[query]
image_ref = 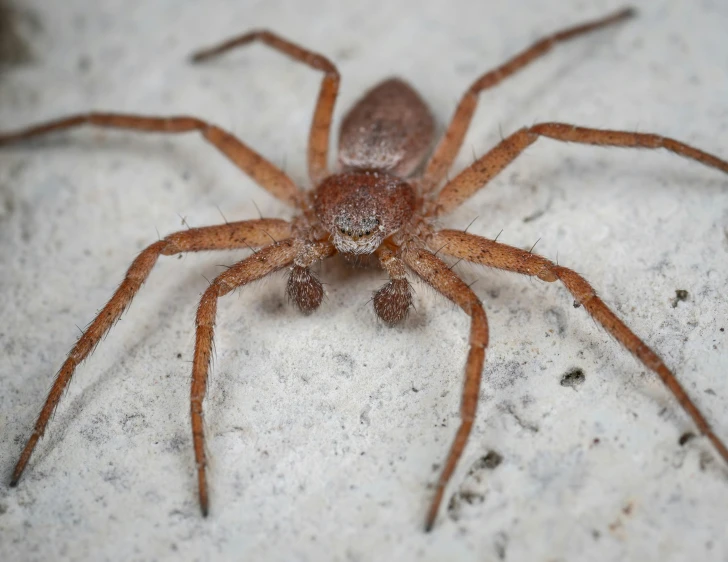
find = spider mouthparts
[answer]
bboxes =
[332,231,383,255]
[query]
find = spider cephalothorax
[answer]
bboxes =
[314,170,417,255]
[3,7,728,532]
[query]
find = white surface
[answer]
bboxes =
[1,0,727,560]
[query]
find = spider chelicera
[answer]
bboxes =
[2,7,727,531]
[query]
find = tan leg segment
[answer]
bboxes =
[191,30,340,185]
[0,114,303,207]
[420,7,634,193]
[376,244,408,280]
[434,122,728,216]
[429,229,728,466]
[191,240,335,516]
[401,246,489,532]
[9,219,291,488]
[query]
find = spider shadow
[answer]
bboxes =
[456,148,728,240]
[5,249,279,487]
[445,28,626,175]
[0,134,233,200]
[319,254,431,330]
[8,249,424,491]
[439,222,728,474]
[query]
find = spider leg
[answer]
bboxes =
[429,228,728,464]
[420,7,634,193]
[401,246,489,532]
[434,123,728,216]
[191,239,335,516]
[191,30,340,185]
[0,114,304,207]
[373,243,413,324]
[9,219,291,488]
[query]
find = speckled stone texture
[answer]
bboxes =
[1,0,727,560]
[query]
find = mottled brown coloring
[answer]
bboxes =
[339,78,435,177]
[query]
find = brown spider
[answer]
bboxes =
[2,7,728,532]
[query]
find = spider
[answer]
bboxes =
[2,7,727,532]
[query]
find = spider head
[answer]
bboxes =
[332,213,384,255]
[314,171,415,255]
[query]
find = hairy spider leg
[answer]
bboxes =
[191,30,340,185]
[434,123,728,215]
[432,229,728,463]
[10,220,291,487]
[401,246,489,532]
[0,114,304,207]
[420,7,635,193]
[191,240,336,515]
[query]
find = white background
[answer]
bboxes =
[1,0,727,560]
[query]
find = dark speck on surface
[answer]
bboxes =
[560,367,586,388]
[671,289,689,308]
[679,432,695,446]
[480,450,503,470]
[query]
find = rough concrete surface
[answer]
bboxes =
[1,0,727,560]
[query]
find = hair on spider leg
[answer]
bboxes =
[256,228,280,244]
[177,213,192,229]
[250,200,264,220]
[528,238,541,254]
[466,279,479,291]
[214,205,229,224]
[432,242,450,258]
[462,216,479,234]
[6,6,728,532]
[360,293,376,310]
[448,257,465,271]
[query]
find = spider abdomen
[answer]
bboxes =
[338,78,435,177]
